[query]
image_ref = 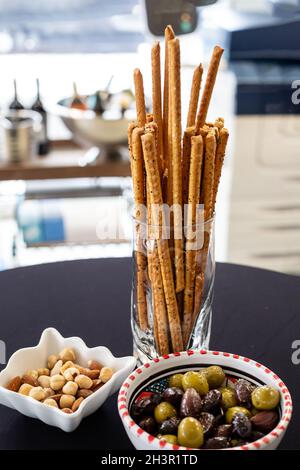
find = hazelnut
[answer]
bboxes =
[72,397,84,412]
[44,387,55,398]
[22,374,38,387]
[44,398,58,408]
[6,376,22,392]
[50,393,62,402]
[37,368,50,377]
[38,375,51,388]
[59,348,76,363]
[91,379,102,390]
[77,389,93,399]
[59,395,76,409]
[50,360,63,377]
[26,370,39,380]
[100,367,114,383]
[82,369,100,380]
[18,384,33,396]
[60,361,75,374]
[63,367,80,382]
[75,374,93,389]
[61,408,73,414]
[50,374,66,391]
[48,354,59,370]
[62,381,78,396]
[29,386,46,401]
[88,360,103,371]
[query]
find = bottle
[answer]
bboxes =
[9,79,24,111]
[90,90,105,115]
[70,82,87,110]
[31,79,49,156]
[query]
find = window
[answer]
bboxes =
[0,0,142,53]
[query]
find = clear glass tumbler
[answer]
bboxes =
[131,214,215,364]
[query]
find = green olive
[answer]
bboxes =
[169,374,184,389]
[251,386,280,410]
[154,401,177,424]
[220,387,237,409]
[204,366,225,389]
[159,434,178,445]
[178,417,204,448]
[225,406,251,423]
[182,371,209,395]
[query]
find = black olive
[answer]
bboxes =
[159,417,181,435]
[180,388,202,418]
[214,424,233,438]
[232,412,252,438]
[204,437,230,449]
[131,396,156,420]
[162,387,184,407]
[201,389,221,412]
[198,412,215,435]
[235,379,255,406]
[139,416,156,434]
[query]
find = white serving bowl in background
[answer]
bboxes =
[118,350,292,450]
[0,328,136,432]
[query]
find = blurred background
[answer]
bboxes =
[0,0,299,275]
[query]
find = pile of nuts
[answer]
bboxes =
[5,348,114,414]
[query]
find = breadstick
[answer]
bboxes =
[212,127,229,212]
[193,131,216,326]
[141,132,183,352]
[128,121,136,157]
[151,42,164,171]
[145,121,162,178]
[163,25,175,207]
[182,126,195,207]
[196,46,224,132]
[186,64,203,128]
[183,135,204,346]
[193,272,204,322]
[131,128,148,330]
[151,243,169,355]
[201,131,216,219]
[163,26,175,166]
[169,38,184,293]
[133,68,146,127]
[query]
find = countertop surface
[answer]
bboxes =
[0,258,299,449]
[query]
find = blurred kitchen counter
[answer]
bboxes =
[0,140,131,180]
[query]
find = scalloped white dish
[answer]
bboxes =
[0,328,136,432]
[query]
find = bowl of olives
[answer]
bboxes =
[118,350,292,450]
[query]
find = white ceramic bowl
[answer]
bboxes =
[118,350,292,450]
[0,328,136,432]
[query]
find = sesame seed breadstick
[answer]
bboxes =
[183,135,204,346]
[182,126,195,207]
[151,42,164,172]
[193,272,204,324]
[201,131,216,219]
[141,132,183,352]
[186,64,203,128]
[133,68,147,127]
[163,25,175,181]
[169,38,184,293]
[151,243,170,355]
[131,127,148,330]
[196,46,224,132]
[212,127,229,212]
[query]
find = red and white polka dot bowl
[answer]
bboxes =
[118,350,292,450]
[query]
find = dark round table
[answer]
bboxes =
[0,258,299,450]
